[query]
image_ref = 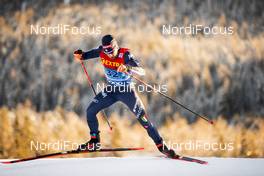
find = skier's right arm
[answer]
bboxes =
[82,46,103,60]
[74,46,102,61]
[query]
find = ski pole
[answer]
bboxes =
[80,60,113,131]
[128,72,214,125]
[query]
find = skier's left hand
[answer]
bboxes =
[117,64,128,73]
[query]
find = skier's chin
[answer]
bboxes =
[106,53,115,59]
[110,55,117,59]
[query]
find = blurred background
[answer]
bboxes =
[0,0,264,158]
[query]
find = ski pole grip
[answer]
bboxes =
[74,49,83,54]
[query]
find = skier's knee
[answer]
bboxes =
[86,106,97,119]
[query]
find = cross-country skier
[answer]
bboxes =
[74,34,176,157]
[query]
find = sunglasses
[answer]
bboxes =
[103,45,114,54]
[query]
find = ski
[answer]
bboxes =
[1,147,144,164]
[163,155,208,165]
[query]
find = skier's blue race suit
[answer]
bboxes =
[82,46,163,144]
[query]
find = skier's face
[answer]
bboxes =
[103,40,119,59]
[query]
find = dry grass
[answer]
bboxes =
[0,105,263,159]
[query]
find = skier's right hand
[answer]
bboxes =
[74,49,83,61]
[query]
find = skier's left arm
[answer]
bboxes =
[121,52,145,76]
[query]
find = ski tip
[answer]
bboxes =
[1,161,13,164]
[199,160,208,165]
[196,160,208,165]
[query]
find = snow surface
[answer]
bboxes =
[1,157,264,176]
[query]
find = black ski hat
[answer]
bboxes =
[102,34,114,46]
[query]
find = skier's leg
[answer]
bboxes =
[78,89,117,151]
[86,90,117,134]
[117,89,162,144]
[117,88,177,157]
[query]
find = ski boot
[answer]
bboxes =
[77,132,101,151]
[156,141,178,158]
